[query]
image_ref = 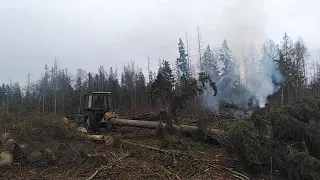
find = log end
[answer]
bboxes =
[0,132,11,145]
[0,151,13,167]
[61,117,69,124]
[103,135,115,146]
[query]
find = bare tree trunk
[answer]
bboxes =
[197,24,203,72]
[281,87,284,105]
[54,91,57,115]
[62,93,65,114]
[108,118,222,135]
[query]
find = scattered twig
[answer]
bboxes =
[186,170,198,179]
[110,151,117,158]
[175,174,182,180]
[69,144,81,156]
[72,162,89,178]
[39,166,57,177]
[206,163,250,180]
[233,174,248,180]
[86,152,130,180]
[65,167,76,177]
[158,164,173,179]
[162,151,172,160]
[122,140,199,159]
[176,160,193,176]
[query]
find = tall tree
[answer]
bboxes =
[197,24,204,72]
[98,65,106,91]
[51,58,59,114]
[293,37,308,99]
[202,44,220,82]
[11,82,22,114]
[120,61,136,108]
[135,69,146,107]
[279,33,295,104]
[218,39,236,103]
[177,38,189,76]
[107,67,120,108]
[152,60,174,109]
[74,69,86,112]
[24,73,32,112]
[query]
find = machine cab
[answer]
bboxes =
[84,92,112,111]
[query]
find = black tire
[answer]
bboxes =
[86,115,98,133]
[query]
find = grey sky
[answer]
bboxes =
[0,0,319,85]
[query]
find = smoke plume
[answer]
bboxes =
[201,0,284,110]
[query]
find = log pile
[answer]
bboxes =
[109,118,222,135]
[62,116,223,146]
[0,132,15,167]
[121,112,154,120]
[0,132,57,168]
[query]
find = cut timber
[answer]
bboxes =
[129,112,153,120]
[86,134,115,145]
[77,127,88,134]
[103,135,114,146]
[61,117,69,124]
[0,132,11,145]
[86,135,104,141]
[109,118,222,135]
[0,138,17,167]
[0,151,13,167]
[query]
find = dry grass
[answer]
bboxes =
[0,107,287,180]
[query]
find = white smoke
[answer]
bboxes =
[201,0,284,110]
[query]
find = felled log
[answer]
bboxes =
[61,117,69,124]
[77,127,88,134]
[122,112,154,120]
[0,151,13,167]
[86,135,115,146]
[109,118,222,136]
[1,132,11,145]
[0,138,17,167]
[87,135,104,141]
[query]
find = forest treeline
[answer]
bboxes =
[0,32,320,115]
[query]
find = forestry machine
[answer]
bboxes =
[69,92,117,132]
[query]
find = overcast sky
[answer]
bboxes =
[0,0,319,85]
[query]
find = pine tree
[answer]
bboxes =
[51,58,59,114]
[98,65,106,91]
[11,82,22,114]
[177,38,189,76]
[244,43,259,87]
[202,44,220,82]
[135,69,146,107]
[24,73,32,112]
[260,39,283,103]
[152,60,174,107]
[293,37,308,99]
[42,64,50,113]
[219,40,235,78]
[107,67,120,108]
[87,72,94,92]
[279,33,295,104]
[74,69,86,112]
[218,39,236,103]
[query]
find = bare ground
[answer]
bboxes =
[0,115,286,180]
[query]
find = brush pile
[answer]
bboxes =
[223,98,320,180]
